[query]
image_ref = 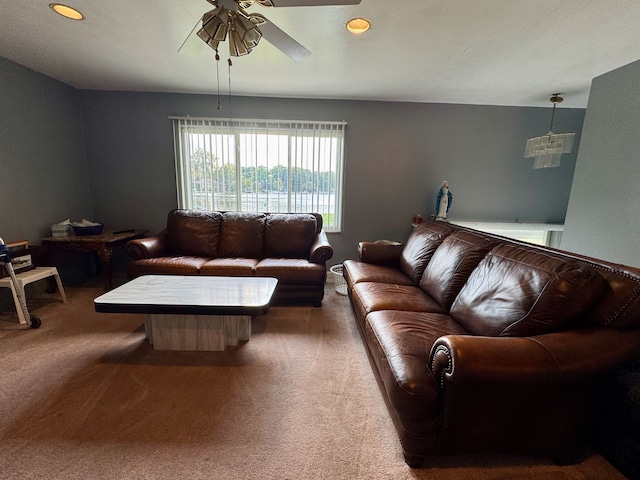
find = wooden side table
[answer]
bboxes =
[41,230,146,290]
[0,266,67,324]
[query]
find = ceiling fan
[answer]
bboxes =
[179,0,362,61]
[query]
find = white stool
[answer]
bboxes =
[0,266,67,324]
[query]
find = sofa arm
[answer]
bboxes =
[427,328,640,462]
[125,229,171,259]
[309,230,333,264]
[430,328,640,389]
[358,241,403,266]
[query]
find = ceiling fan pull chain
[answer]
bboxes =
[216,52,222,111]
[228,58,233,121]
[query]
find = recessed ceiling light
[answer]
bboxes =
[49,3,85,21]
[346,17,371,34]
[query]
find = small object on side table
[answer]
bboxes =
[72,222,104,236]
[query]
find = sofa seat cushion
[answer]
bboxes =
[167,209,222,257]
[265,213,317,258]
[450,244,606,337]
[352,282,446,322]
[420,230,497,310]
[343,260,415,290]
[255,259,326,284]
[219,212,266,258]
[200,258,259,276]
[128,257,208,277]
[364,310,468,439]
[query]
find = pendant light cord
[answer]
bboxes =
[548,102,557,133]
[548,94,562,133]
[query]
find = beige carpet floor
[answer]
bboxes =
[0,282,626,480]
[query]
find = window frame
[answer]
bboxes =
[171,117,346,232]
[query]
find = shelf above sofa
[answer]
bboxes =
[451,221,564,248]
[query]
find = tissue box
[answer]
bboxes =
[51,224,72,237]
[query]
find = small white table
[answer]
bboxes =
[94,275,278,351]
[0,266,67,324]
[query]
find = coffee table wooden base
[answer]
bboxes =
[144,313,251,351]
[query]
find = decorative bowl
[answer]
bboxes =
[72,224,104,236]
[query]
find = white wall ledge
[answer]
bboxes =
[451,221,564,247]
[452,221,564,231]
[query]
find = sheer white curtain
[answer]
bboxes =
[171,117,346,232]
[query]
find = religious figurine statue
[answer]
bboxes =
[435,180,453,221]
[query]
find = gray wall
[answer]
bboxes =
[0,57,92,245]
[0,54,587,269]
[80,91,585,265]
[562,59,640,267]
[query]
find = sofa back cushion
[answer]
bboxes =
[310,213,323,234]
[587,267,640,328]
[219,212,266,258]
[399,222,453,283]
[167,209,222,257]
[420,230,497,310]
[450,244,606,336]
[264,213,317,259]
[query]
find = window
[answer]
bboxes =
[171,117,346,232]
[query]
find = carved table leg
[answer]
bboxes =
[96,244,113,290]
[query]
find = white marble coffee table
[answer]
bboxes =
[94,275,278,351]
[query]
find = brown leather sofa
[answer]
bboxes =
[343,221,640,468]
[125,209,333,306]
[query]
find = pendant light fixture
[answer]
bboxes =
[524,94,575,169]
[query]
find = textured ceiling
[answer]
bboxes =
[2,0,640,108]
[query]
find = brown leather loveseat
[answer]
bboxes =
[343,221,640,468]
[126,209,333,306]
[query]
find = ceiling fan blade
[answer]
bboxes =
[178,17,206,55]
[271,0,361,5]
[259,20,311,61]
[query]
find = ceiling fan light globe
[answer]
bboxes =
[229,31,251,56]
[200,9,230,42]
[203,36,222,51]
[233,11,263,50]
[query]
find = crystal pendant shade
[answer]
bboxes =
[524,94,575,169]
[524,132,575,169]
